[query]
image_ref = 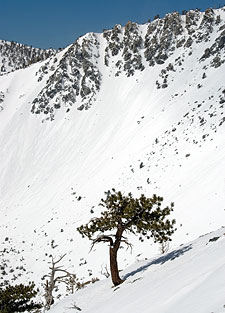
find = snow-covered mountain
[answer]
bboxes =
[0,6,225,309]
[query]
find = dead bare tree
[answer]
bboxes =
[43,254,76,310]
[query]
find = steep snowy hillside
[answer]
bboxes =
[49,228,225,313]
[0,40,56,75]
[0,6,225,302]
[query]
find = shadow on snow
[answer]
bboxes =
[123,244,192,280]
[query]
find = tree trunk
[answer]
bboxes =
[109,247,124,286]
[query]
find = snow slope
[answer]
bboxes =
[0,6,225,304]
[49,228,225,313]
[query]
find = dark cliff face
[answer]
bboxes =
[10,7,224,121]
[0,40,56,75]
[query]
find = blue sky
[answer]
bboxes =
[0,0,224,49]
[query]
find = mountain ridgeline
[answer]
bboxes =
[0,40,56,75]
[26,8,225,119]
[1,8,224,120]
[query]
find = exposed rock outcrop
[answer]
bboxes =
[0,40,55,75]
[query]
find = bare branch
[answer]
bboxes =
[120,238,133,253]
[54,268,71,275]
[54,274,70,285]
[89,235,114,252]
[53,253,67,265]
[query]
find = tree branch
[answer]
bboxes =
[52,253,67,265]
[120,238,133,253]
[89,235,114,252]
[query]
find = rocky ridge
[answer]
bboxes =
[31,33,102,119]
[29,7,225,120]
[0,40,56,75]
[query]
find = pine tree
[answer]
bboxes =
[77,189,176,286]
[0,283,42,313]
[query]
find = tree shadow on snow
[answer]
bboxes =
[123,244,192,280]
